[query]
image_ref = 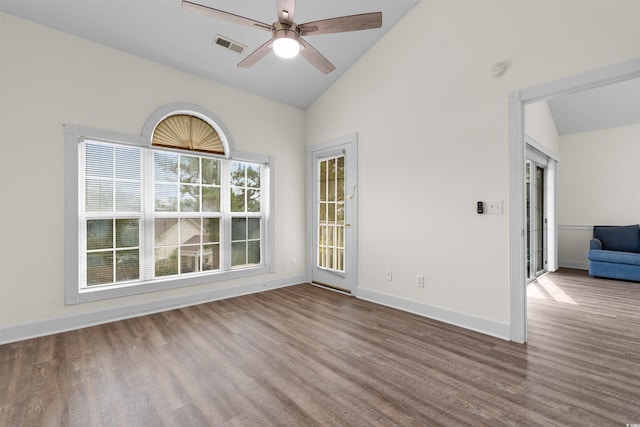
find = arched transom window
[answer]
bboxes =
[152,114,225,155]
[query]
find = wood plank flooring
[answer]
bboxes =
[1,269,639,426]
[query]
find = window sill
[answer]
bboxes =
[66,265,272,304]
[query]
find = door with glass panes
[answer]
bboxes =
[526,160,546,281]
[309,136,357,292]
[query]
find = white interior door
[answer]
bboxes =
[307,135,357,292]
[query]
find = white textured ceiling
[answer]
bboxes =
[0,0,418,109]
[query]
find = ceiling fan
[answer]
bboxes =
[182,0,382,74]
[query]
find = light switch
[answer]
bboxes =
[487,200,503,214]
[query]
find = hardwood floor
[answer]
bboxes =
[1,269,639,426]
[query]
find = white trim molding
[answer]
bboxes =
[0,276,305,345]
[508,90,527,344]
[558,224,592,270]
[559,260,589,270]
[558,224,593,231]
[355,288,510,341]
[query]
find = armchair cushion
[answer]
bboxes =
[588,249,640,266]
[593,224,640,253]
[589,238,602,250]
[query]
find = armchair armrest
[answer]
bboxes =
[590,238,603,250]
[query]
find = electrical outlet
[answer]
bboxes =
[291,256,296,265]
[386,270,392,281]
[416,275,424,288]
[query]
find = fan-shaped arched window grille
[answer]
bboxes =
[152,114,225,155]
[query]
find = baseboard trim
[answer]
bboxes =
[559,260,588,270]
[0,276,305,345]
[354,288,510,341]
[558,224,592,231]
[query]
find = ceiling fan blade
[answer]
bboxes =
[237,39,273,68]
[299,12,382,36]
[299,38,336,74]
[182,0,272,32]
[276,0,296,25]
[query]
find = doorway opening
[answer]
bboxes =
[508,58,640,343]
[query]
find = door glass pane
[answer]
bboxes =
[526,160,546,281]
[535,166,545,273]
[317,155,346,273]
[526,161,532,280]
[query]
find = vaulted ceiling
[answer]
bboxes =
[547,77,640,135]
[2,0,638,132]
[0,0,418,109]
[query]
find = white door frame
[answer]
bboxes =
[508,58,640,343]
[306,133,358,292]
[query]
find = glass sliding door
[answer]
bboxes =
[526,160,546,281]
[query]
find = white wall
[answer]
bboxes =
[526,101,559,155]
[305,0,640,337]
[558,124,640,269]
[0,13,306,340]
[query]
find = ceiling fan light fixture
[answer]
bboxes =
[183,0,383,73]
[272,29,300,59]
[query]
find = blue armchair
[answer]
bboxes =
[587,224,640,282]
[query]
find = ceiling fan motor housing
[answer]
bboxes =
[272,22,301,58]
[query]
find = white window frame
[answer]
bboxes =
[65,124,275,305]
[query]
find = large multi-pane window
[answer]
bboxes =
[76,138,268,293]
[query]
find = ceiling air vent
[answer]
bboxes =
[214,35,246,54]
